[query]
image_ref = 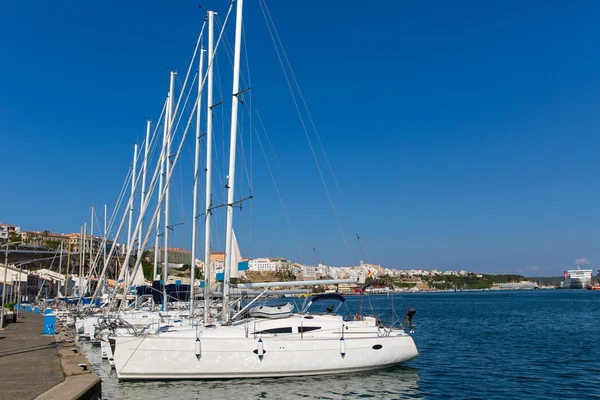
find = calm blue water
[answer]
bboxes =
[83,290,600,399]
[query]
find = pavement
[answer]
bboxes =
[0,313,64,400]
[0,311,100,400]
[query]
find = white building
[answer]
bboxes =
[0,265,28,300]
[248,258,278,272]
[315,262,330,276]
[35,269,78,296]
[0,223,20,241]
[302,265,317,278]
[213,259,225,275]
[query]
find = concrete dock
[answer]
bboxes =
[0,312,100,400]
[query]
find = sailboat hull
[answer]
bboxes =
[114,333,417,380]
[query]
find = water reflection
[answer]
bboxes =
[117,366,420,400]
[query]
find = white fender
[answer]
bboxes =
[257,338,264,360]
[340,337,346,357]
[195,337,201,360]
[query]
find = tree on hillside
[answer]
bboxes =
[142,261,154,281]
[45,239,61,250]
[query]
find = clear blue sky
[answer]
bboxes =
[1,0,599,276]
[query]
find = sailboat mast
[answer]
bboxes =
[65,241,72,296]
[204,10,216,323]
[103,204,107,274]
[79,223,85,296]
[138,120,151,279]
[163,71,176,311]
[89,206,94,294]
[190,46,206,317]
[222,0,244,324]
[154,100,169,283]
[128,144,138,253]
[57,241,63,296]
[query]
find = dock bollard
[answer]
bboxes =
[42,313,56,336]
[44,308,52,315]
[26,304,31,312]
[34,306,40,314]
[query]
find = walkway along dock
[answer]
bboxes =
[0,311,100,400]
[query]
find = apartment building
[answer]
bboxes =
[0,223,20,242]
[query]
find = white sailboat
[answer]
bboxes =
[112,0,418,380]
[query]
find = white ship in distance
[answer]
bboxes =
[563,266,593,289]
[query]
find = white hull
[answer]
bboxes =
[113,315,418,380]
[75,318,85,334]
[563,268,593,289]
[563,278,591,289]
[114,334,417,380]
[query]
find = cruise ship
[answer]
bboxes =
[563,267,593,289]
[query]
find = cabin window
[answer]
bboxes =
[298,326,321,333]
[255,327,293,334]
[372,344,383,350]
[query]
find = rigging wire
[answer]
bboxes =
[114,1,237,306]
[91,101,167,284]
[170,19,208,133]
[252,118,305,265]
[258,0,354,265]
[216,16,253,195]
[260,0,346,203]
[356,233,371,263]
[217,16,253,206]
[92,98,169,299]
[171,72,200,227]
[219,13,308,262]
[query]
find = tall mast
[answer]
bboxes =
[89,206,94,293]
[128,144,138,260]
[57,241,63,296]
[138,120,151,280]
[204,10,216,323]
[222,0,244,324]
[79,223,85,296]
[190,46,206,317]
[65,241,72,296]
[103,204,107,279]
[154,101,169,283]
[163,71,176,311]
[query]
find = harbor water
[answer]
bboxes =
[81,290,600,399]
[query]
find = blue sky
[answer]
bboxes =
[1,0,599,276]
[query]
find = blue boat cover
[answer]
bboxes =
[310,293,345,303]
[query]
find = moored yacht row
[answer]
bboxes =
[39,0,419,381]
[52,283,418,380]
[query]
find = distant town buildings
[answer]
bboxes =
[0,223,20,241]
[248,257,290,272]
[0,220,559,300]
